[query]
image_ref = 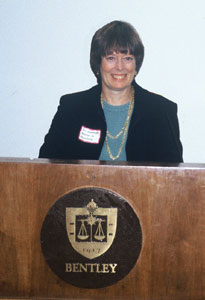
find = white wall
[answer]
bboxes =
[0,0,204,162]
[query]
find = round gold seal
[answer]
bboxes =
[41,187,142,288]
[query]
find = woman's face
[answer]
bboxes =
[100,51,136,92]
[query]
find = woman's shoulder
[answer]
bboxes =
[59,85,101,108]
[134,82,177,113]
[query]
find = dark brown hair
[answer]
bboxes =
[90,20,144,83]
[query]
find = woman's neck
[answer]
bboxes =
[101,85,133,106]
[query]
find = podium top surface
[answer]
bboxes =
[0,157,205,169]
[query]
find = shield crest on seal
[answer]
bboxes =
[66,199,117,259]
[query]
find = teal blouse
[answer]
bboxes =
[99,100,133,161]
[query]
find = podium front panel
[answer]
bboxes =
[0,159,204,300]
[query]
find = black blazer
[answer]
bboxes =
[39,82,183,163]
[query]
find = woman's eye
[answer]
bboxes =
[124,56,133,61]
[106,56,115,61]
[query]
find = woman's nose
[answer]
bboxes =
[116,57,123,70]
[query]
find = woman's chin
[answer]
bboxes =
[103,80,131,91]
[109,84,131,92]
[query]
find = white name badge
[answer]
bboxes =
[78,126,101,144]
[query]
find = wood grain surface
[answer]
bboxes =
[0,158,204,300]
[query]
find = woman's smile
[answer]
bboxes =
[112,74,127,80]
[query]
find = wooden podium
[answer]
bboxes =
[0,158,204,300]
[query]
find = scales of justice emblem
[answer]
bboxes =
[66,199,117,259]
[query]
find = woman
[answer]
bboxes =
[39,20,183,163]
